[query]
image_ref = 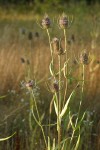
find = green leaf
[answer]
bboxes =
[60,90,75,118]
[69,111,75,130]
[0,132,16,141]
[48,136,51,150]
[49,61,54,76]
[74,133,80,150]
[53,93,58,115]
[0,95,7,99]
[54,101,58,115]
[52,138,55,150]
[75,112,86,131]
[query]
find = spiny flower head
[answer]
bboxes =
[42,14,51,29]
[80,51,89,65]
[59,13,68,29]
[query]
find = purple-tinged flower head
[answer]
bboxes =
[25,80,34,90]
[59,14,68,29]
[42,14,51,29]
[28,31,33,40]
[80,51,89,65]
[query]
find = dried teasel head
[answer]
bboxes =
[20,28,26,35]
[46,78,59,93]
[59,13,68,29]
[80,51,89,65]
[41,14,51,29]
[28,31,33,40]
[52,37,64,55]
[35,32,39,38]
[20,57,25,64]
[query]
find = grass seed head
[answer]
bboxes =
[42,14,51,29]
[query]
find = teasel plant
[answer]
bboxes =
[66,51,89,149]
[41,14,62,148]
[58,13,73,105]
[34,14,90,150]
[41,14,79,149]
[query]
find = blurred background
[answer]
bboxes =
[0,0,100,149]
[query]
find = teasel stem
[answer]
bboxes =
[82,64,85,94]
[46,29,54,65]
[32,109,47,149]
[58,55,62,149]
[76,64,85,126]
[29,40,34,77]
[63,29,68,105]
[29,93,34,150]
[31,90,47,149]
[31,90,40,120]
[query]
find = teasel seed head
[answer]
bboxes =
[80,51,89,65]
[35,32,39,38]
[53,81,59,93]
[20,57,25,64]
[28,31,33,40]
[50,79,59,93]
[52,37,64,55]
[41,14,51,29]
[59,14,68,29]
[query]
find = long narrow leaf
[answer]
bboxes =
[0,95,7,99]
[54,101,58,115]
[60,90,75,118]
[69,111,75,130]
[75,112,86,131]
[49,61,54,76]
[53,93,58,115]
[0,132,16,141]
[48,136,51,150]
[52,138,55,150]
[74,134,80,150]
